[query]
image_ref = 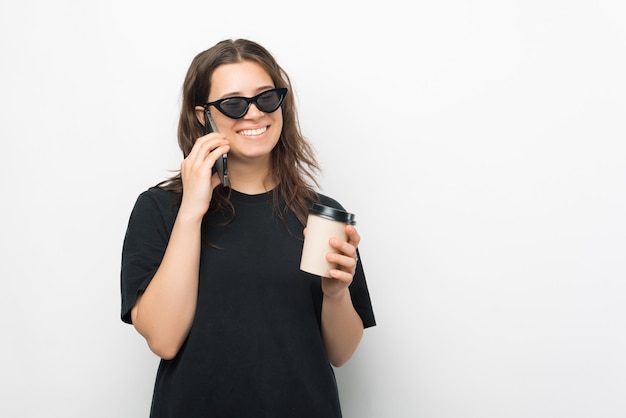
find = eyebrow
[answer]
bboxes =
[219,85,276,99]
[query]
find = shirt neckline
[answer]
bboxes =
[229,188,276,205]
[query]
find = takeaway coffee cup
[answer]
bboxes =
[300,204,357,277]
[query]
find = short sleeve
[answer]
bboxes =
[350,251,376,328]
[120,189,178,324]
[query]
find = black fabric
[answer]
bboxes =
[120,187,376,417]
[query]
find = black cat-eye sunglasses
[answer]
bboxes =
[203,87,288,119]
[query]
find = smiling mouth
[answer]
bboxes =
[238,126,267,136]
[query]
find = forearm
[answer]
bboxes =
[321,288,364,367]
[132,212,202,359]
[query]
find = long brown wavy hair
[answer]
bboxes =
[157,39,321,226]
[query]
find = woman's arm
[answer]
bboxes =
[131,133,229,360]
[320,225,364,367]
[131,212,203,360]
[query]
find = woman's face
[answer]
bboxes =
[199,61,283,166]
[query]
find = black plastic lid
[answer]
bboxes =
[309,204,356,225]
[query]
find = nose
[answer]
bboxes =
[244,102,264,118]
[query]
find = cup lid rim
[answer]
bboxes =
[309,203,356,225]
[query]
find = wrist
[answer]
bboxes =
[175,207,205,226]
[323,287,350,303]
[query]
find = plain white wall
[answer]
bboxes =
[1,0,625,417]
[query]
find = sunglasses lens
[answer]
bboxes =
[256,90,284,113]
[220,99,249,118]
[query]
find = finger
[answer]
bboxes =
[327,266,355,283]
[345,224,360,247]
[184,140,230,173]
[328,237,357,260]
[188,133,228,160]
[326,251,357,274]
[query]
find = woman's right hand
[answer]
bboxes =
[179,133,230,220]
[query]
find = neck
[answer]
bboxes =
[227,157,277,195]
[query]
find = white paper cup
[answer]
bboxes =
[300,204,356,277]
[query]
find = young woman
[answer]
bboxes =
[121,38,375,417]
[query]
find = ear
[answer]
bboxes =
[194,106,206,125]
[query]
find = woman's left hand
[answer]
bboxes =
[322,224,360,299]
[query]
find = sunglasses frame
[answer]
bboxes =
[203,87,288,119]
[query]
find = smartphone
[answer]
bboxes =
[204,109,229,188]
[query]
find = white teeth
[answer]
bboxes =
[239,127,267,136]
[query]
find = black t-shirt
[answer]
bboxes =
[121,187,376,417]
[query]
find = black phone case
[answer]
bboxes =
[204,110,229,188]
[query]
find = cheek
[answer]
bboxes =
[210,110,236,132]
[272,122,283,145]
[273,112,284,135]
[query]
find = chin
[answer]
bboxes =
[236,139,279,156]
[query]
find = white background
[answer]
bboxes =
[1,0,625,417]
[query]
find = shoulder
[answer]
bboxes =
[130,187,181,221]
[136,186,180,207]
[125,187,181,242]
